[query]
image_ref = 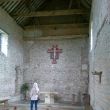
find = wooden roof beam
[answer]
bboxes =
[23,35,88,41]
[24,23,89,30]
[23,24,89,40]
[0,0,22,2]
[12,9,89,18]
[68,0,73,9]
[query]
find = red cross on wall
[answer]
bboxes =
[47,45,62,64]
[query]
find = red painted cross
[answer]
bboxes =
[47,45,62,64]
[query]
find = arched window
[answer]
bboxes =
[0,29,8,56]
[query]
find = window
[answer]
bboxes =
[0,29,8,56]
[90,21,93,52]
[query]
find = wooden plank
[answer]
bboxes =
[24,23,89,30]
[0,0,22,2]
[40,27,88,36]
[12,9,89,17]
[23,35,88,41]
[24,27,89,40]
[68,0,73,9]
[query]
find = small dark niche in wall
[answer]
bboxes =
[92,71,102,83]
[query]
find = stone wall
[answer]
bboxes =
[24,36,89,102]
[89,0,110,109]
[0,7,23,98]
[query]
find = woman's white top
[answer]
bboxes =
[30,83,39,100]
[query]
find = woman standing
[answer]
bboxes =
[30,82,40,110]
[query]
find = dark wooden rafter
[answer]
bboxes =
[24,23,89,40]
[0,0,91,30]
[68,0,73,9]
[0,0,22,1]
[76,0,81,8]
[24,0,31,11]
[12,9,89,18]
[81,0,91,9]
[23,35,88,41]
[24,23,89,30]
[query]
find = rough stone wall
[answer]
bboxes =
[89,0,110,109]
[0,7,23,98]
[24,37,89,102]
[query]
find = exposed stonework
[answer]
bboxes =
[23,37,89,103]
[0,7,23,98]
[89,0,110,110]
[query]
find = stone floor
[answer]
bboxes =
[0,102,86,110]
